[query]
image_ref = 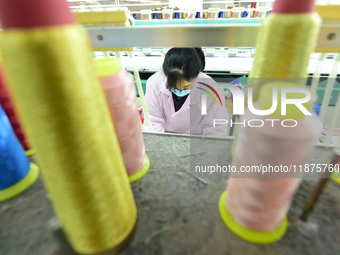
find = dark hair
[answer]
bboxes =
[194,48,205,71]
[163,48,205,89]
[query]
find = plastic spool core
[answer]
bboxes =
[0,163,39,202]
[219,191,288,244]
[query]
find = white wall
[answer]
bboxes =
[169,0,202,10]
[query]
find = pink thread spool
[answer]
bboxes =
[95,58,149,183]
[220,82,322,244]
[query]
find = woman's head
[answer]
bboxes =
[163,48,205,91]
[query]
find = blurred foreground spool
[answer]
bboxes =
[0,105,39,202]
[222,0,322,244]
[331,164,340,185]
[221,83,322,244]
[95,58,150,183]
[0,0,136,253]
[248,1,321,101]
[0,56,33,156]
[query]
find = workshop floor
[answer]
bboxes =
[1,133,339,255]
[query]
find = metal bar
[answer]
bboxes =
[142,131,235,140]
[86,23,340,51]
[127,52,153,132]
[229,114,237,136]
[310,53,327,96]
[325,92,340,145]
[87,24,260,48]
[319,53,340,122]
[316,23,340,52]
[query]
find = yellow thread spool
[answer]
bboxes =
[331,166,340,185]
[249,13,321,101]
[232,12,321,155]
[1,25,136,254]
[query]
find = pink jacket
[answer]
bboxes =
[143,71,229,137]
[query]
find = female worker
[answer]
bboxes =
[143,47,229,137]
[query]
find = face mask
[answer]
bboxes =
[171,88,191,97]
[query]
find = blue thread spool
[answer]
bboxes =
[175,12,180,19]
[133,13,137,20]
[196,12,201,18]
[0,105,39,201]
[313,102,321,116]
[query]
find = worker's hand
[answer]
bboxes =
[224,79,246,99]
[233,79,246,93]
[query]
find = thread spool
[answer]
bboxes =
[163,10,173,20]
[203,10,208,19]
[233,7,244,18]
[222,0,322,244]
[187,10,196,19]
[0,56,33,156]
[174,8,180,19]
[226,7,232,18]
[141,10,152,20]
[94,57,150,183]
[232,0,321,156]
[196,11,201,19]
[157,8,163,19]
[208,8,220,19]
[248,0,321,101]
[221,82,322,243]
[0,105,39,202]
[331,155,340,185]
[258,7,270,18]
[0,0,136,253]
[332,172,340,185]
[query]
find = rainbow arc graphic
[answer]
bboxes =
[197,82,223,106]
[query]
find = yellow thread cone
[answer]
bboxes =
[249,13,321,101]
[1,25,136,254]
[232,12,321,154]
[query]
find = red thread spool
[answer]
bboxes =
[0,63,31,152]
